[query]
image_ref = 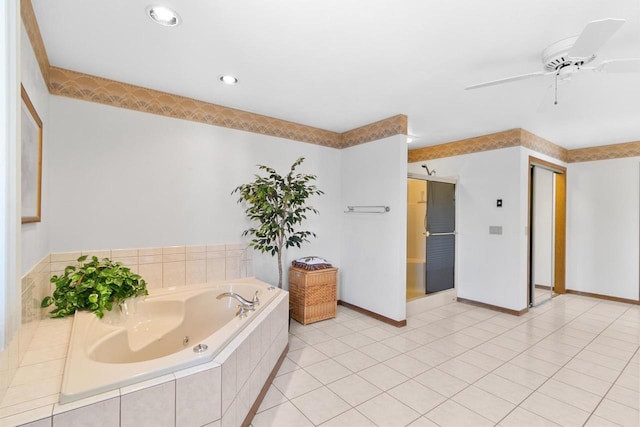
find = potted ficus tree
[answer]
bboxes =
[232,157,323,288]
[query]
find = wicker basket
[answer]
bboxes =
[289,267,337,325]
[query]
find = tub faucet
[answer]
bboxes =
[236,305,249,318]
[217,292,255,310]
[251,290,260,306]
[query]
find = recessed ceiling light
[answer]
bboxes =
[406,136,414,144]
[219,75,239,85]
[146,6,181,27]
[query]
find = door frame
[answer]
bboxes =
[406,173,458,296]
[408,173,457,185]
[527,156,567,307]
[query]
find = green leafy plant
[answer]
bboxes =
[232,157,324,288]
[41,255,148,318]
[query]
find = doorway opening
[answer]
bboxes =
[406,174,456,302]
[528,156,567,307]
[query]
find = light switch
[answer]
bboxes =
[489,226,503,235]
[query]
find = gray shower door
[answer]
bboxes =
[425,181,456,294]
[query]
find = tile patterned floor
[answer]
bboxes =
[252,294,640,427]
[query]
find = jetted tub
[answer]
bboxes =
[60,278,282,403]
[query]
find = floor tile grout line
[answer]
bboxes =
[280,300,637,427]
[318,298,563,350]
[575,341,639,363]
[276,361,417,426]
[602,370,640,396]
[581,331,640,426]
[402,297,625,425]
[333,299,585,424]
[403,296,582,370]
[278,338,415,425]
[440,298,635,423]
[372,303,584,424]
[285,307,451,425]
[296,302,497,342]
[447,299,638,426]
[308,364,382,409]
[493,299,634,426]
[287,387,349,427]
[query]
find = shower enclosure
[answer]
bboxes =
[406,175,456,300]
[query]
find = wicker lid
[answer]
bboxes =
[292,256,332,271]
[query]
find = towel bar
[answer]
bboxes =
[344,205,390,214]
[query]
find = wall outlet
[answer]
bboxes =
[489,226,503,235]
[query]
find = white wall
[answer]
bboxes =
[47,96,343,288]
[411,146,639,309]
[567,157,640,300]
[20,23,50,275]
[1,0,20,353]
[409,147,526,311]
[341,135,407,321]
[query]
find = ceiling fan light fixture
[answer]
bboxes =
[219,75,239,85]
[542,36,587,71]
[146,6,181,27]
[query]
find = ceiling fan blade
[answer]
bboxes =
[595,58,640,73]
[567,18,625,59]
[465,71,552,90]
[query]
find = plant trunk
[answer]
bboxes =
[276,231,285,289]
[277,249,283,288]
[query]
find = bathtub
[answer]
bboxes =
[60,278,282,403]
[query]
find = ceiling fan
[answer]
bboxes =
[465,18,640,103]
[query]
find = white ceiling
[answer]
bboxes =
[31,0,640,149]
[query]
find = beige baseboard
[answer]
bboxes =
[337,300,407,327]
[456,297,529,316]
[565,289,640,305]
[242,344,289,427]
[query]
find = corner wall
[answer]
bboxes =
[411,143,639,311]
[0,15,49,405]
[410,147,527,311]
[341,135,408,321]
[566,157,640,300]
[20,21,49,276]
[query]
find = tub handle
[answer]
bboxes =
[252,290,260,306]
[236,305,248,318]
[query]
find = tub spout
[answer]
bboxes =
[217,292,255,310]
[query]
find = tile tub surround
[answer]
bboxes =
[2,243,253,403]
[49,244,254,290]
[0,243,259,426]
[61,280,282,403]
[0,288,289,427]
[0,256,51,406]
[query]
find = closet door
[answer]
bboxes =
[530,165,555,306]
